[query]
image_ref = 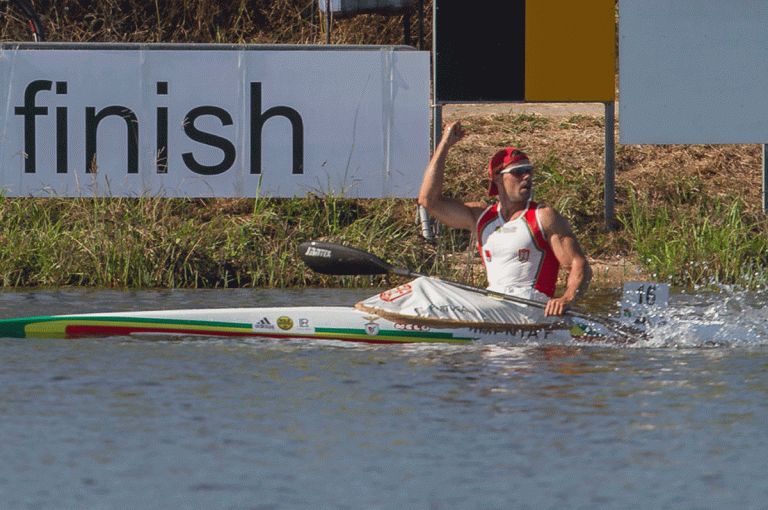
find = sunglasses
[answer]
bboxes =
[499,163,534,176]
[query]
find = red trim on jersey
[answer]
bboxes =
[523,202,560,297]
[476,203,500,258]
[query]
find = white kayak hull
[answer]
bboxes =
[0,305,605,344]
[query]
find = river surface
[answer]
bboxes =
[0,286,766,509]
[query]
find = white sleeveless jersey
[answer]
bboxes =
[475,201,560,298]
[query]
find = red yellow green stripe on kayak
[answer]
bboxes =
[0,315,476,344]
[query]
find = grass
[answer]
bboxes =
[2,1,768,291]
[3,0,422,46]
[621,195,768,289]
[3,152,766,292]
[0,194,442,289]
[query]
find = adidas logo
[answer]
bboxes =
[253,317,275,330]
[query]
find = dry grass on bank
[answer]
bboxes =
[2,0,423,45]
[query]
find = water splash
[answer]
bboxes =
[631,289,768,348]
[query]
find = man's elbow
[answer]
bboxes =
[417,192,435,211]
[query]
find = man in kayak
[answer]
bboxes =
[418,120,592,317]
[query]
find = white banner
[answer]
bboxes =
[620,0,768,144]
[0,45,430,197]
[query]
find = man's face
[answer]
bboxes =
[497,161,534,201]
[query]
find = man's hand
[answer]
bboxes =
[544,296,572,317]
[441,121,466,148]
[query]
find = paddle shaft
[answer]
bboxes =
[299,241,643,338]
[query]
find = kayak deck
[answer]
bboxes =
[0,306,583,344]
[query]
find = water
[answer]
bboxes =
[0,287,767,509]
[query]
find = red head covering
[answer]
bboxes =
[487,148,532,196]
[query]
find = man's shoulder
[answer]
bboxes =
[530,200,551,210]
[533,203,576,237]
[529,202,567,230]
[531,201,559,217]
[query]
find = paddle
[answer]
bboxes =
[298,240,646,340]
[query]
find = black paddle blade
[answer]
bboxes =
[298,241,392,275]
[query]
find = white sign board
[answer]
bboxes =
[619,0,768,144]
[0,45,430,197]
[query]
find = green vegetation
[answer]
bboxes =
[622,195,768,289]
[1,151,766,291]
[1,1,767,291]
[0,195,421,288]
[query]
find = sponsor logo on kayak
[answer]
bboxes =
[253,317,275,330]
[277,316,293,330]
[363,316,380,336]
[304,246,332,258]
[468,326,553,339]
[394,323,431,332]
[379,284,412,302]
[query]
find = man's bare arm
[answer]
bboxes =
[418,121,483,231]
[538,206,592,316]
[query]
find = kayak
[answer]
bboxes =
[0,304,601,344]
[0,277,662,344]
[0,277,620,343]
